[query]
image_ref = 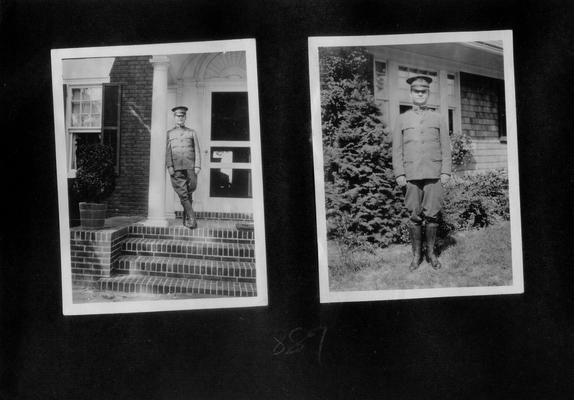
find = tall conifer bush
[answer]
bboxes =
[320,47,407,246]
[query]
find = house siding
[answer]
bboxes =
[459,73,508,172]
[107,56,153,216]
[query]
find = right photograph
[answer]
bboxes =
[309,31,523,302]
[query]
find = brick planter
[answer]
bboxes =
[70,224,129,284]
[79,202,107,230]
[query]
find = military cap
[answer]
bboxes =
[406,75,432,88]
[171,106,188,113]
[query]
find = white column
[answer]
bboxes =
[143,55,170,227]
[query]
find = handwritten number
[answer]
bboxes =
[272,335,286,356]
[272,326,327,365]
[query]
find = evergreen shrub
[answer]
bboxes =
[320,47,408,246]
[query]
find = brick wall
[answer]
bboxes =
[70,226,129,284]
[459,72,508,172]
[107,56,153,216]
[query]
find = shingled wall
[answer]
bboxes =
[459,72,508,172]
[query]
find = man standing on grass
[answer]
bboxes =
[392,75,451,271]
[166,106,201,229]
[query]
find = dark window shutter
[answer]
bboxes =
[101,83,121,173]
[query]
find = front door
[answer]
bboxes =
[198,89,253,214]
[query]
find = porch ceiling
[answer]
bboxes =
[385,42,503,74]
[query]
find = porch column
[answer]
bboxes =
[144,55,170,227]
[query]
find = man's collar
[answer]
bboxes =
[412,104,428,112]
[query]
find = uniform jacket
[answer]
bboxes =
[165,126,201,171]
[392,108,451,180]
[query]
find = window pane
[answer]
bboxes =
[92,101,101,114]
[211,92,250,141]
[72,88,82,100]
[71,103,80,126]
[210,168,252,198]
[375,61,386,74]
[81,114,100,127]
[399,104,437,114]
[210,147,250,163]
[375,61,387,99]
[87,87,102,101]
[69,87,102,128]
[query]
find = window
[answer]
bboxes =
[70,87,102,128]
[399,104,437,114]
[65,84,121,176]
[374,61,387,99]
[209,92,252,199]
[211,92,249,141]
[447,74,456,96]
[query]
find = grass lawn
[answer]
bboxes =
[328,221,513,291]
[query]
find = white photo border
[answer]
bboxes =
[308,30,523,303]
[51,39,268,315]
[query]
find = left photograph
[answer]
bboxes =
[51,40,267,315]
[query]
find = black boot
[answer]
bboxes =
[181,200,197,229]
[425,222,441,270]
[409,224,423,271]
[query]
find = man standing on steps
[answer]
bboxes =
[166,106,201,229]
[392,75,451,271]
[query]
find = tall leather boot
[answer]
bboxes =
[181,199,197,229]
[409,224,423,271]
[425,222,441,270]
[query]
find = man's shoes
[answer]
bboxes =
[181,199,198,229]
[425,222,441,270]
[186,217,197,229]
[409,224,423,271]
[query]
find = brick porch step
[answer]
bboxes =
[96,275,257,297]
[122,238,255,262]
[115,255,256,282]
[177,211,253,221]
[128,220,254,244]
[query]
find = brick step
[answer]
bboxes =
[115,255,256,282]
[96,275,257,297]
[177,211,253,221]
[122,238,255,262]
[128,220,254,244]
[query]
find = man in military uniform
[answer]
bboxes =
[392,75,451,270]
[166,106,201,229]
